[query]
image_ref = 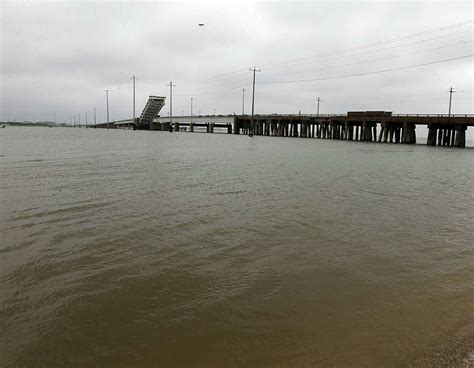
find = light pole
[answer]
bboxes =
[167,81,175,132]
[448,87,455,117]
[132,75,137,124]
[105,89,110,129]
[249,66,261,136]
[190,97,193,130]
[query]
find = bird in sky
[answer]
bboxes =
[198,23,204,27]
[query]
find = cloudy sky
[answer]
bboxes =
[0,0,472,124]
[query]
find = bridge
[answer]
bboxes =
[233,112,474,148]
[92,96,473,147]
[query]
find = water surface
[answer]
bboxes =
[1,127,473,367]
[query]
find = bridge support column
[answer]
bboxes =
[292,122,298,137]
[427,124,437,145]
[401,122,416,144]
[346,123,353,140]
[307,123,310,138]
[437,128,443,146]
[383,124,389,142]
[454,125,466,148]
[233,119,241,134]
[378,122,385,142]
[394,127,401,143]
[360,122,372,141]
[445,129,451,146]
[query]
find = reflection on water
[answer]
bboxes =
[1,127,473,367]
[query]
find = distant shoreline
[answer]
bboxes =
[2,122,58,127]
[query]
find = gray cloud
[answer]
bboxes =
[0,0,472,124]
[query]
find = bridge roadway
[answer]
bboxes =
[94,112,474,148]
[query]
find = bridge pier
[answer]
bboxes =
[427,124,437,145]
[347,123,354,140]
[401,122,416,144]
[360,121,374,141]
[454,125,466,147]
[233,120,241,134]
[427,125,467,147]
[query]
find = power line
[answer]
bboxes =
[324,88,472,102]
[262,28,473,73]
[157,21,474,93]
[326,90,447,102]
[263,39,473,78]
[163,27,472,93]
[115,22,472,100]
[258,54,473,85]
[175,83,251,97]
[259,19,473,69]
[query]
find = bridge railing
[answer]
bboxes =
[252,113,474,118]
[391,114,474,118]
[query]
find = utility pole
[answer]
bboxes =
[448,87,455,117]
[53,107,56,124]
[317,97,321,117]
[132,76,137,124]
[190,97,193,126]
[94,106,96,126]
[105,89,110,129]
[242,88,246,115]
[85,112,88,127]
[249,66,261,136]
[166,81,175,132]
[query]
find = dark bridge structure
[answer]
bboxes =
[233,111,473,148]
[93,101,473,148]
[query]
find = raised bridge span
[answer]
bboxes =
[97,111,473,148]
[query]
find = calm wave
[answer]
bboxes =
[1,127,473,367]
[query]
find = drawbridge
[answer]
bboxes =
[137,96,166,130]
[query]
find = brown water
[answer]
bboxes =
[1,127,473,367]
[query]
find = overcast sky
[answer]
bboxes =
[0,0,472,124]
